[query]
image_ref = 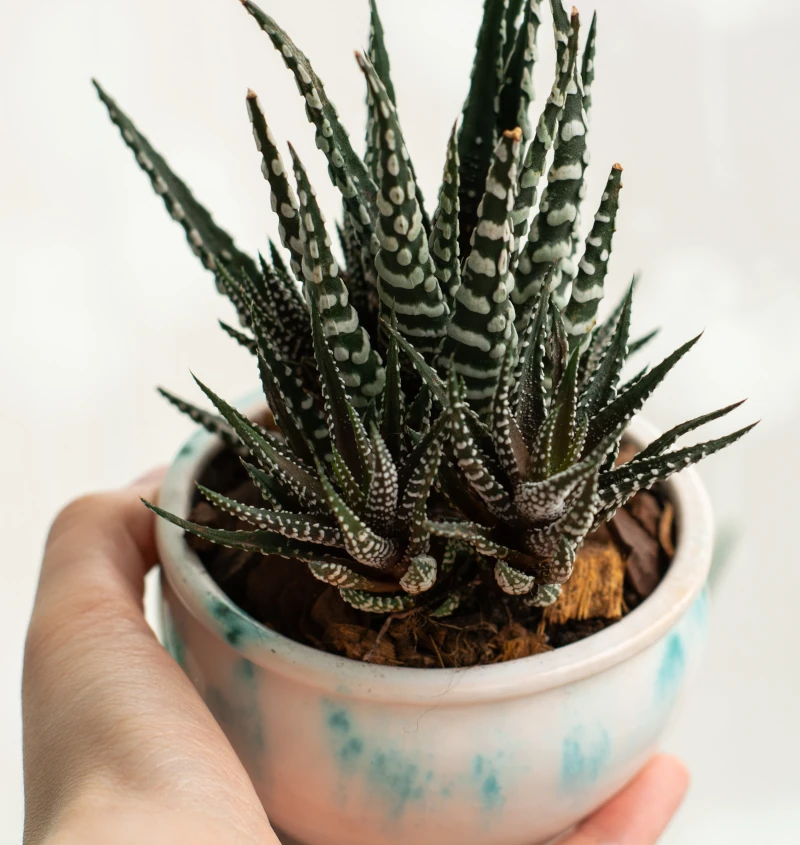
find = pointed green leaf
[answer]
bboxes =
[439,128,522,418]
[495,559,536,595]
[447,374,515,518]
[337,212,376,324]
[628,328,659,358]
[426,518,490,543]
[330,447,365,511]
[240,1,378,266]
[503,0,526,63]
[196,484,343,546]
[513,57,588,329]
[548,347,580,470]
[254,347,315,466]
[490,343,528,485]
[366,0,397,104]
[363,2,431,235]
[249,300,327,461]
[497,0,543,142]
[212,259,252,329]
[534,472,599,582]
[430,592,461,618]
[577,272,639,388]
[429,123,462,307]
[513,282,550,434]
[365,424,399,535]
[384,319,448,407]
[585,334,702,453]
[218,320,257,355]
[597,423,757,524]
[157,387,241,452]
[241,458,301,511]
[529,582,562,606]
[269,238,289,276]
[399,555,437,595]
[93,81,259,284]
[581,11,598,121]
[548,298,569,393]
[357,52,449,353]
[379,321,406,461]
[397,408,450,496]
[509,8,578,266]
[398,430,444,558]
[246,91,304,277]
[636,401,747,462]
[316,459,399,569]
[406,383,432,433]
[305,293,370,483]
[143,499,351,565]
[255,255,311,360]
[308,561,396,591]
[193,375,327,512]
[338,589,415,613]
[458,0,508,255]
[564,163,623,350]
[428,520,539,570]
[290,145,385,407]
[578,281,632,417]
[514,438,598,522]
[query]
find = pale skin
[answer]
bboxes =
[23,470,689,844]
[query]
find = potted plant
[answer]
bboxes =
[94,1,753,843]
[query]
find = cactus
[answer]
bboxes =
[96,0,753,616]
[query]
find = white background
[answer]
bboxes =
[1,0,798,841]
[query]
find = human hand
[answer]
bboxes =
[23,473,688,845]
[23,470,279,845]
[556,755,689,844]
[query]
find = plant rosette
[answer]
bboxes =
[156,399,711,845]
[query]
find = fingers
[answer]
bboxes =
[566,755,690,845]
[37,469,167,619]
[23,472,274,842]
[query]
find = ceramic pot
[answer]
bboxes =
[156,401,712,845]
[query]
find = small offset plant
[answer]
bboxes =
[96,0,753,617]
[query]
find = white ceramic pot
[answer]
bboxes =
[156,401,712,845]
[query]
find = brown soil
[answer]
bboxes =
[184,438,675,668]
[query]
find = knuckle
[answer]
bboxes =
[47,492,119,545]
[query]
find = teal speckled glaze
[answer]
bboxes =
[323,700,512,821]
[655,632,686,706]
[322,701,426,818]
[204,658,265,778]
[209,597,248,646]
[690,585,710,630]
[156,409,716,845]
[561,724,611,792]
[177,440,196,459]
[472,755,505,810]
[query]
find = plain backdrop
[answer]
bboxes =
[1,0,798,841]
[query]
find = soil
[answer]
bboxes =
[184,438,675,668]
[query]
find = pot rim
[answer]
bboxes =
[156,393,713,705]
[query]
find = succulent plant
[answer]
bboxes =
[97,0,753,616]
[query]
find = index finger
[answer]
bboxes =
[35,469,167,621]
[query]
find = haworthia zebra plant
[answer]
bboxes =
[97,0,753,615]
